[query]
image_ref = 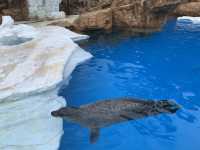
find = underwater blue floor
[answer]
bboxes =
[59,19,200,150]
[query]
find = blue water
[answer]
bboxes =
[59,19,200,150]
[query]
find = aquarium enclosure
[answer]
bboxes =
[0,0,200,150]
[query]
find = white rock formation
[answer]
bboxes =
[177,16,200,24]
[27,0,65,19]
[0,16,92,150]
[1,16,14,28]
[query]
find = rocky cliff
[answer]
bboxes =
[174,0,200,16]
[0,0,27,21]
[60,0,187,31]
[0,0,193,32]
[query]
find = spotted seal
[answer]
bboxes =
[51,98,180,143]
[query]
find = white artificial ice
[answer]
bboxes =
[177,16,200,24]
[0,16,92,150]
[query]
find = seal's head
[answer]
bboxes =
[155,100,181,114]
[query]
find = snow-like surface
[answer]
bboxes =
[64,28,90,42]
[1,16,14,27]
[0,16,92,150]
[0,16,39,45]
[177,16,200,24]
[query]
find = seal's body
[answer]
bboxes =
[51,98,180,143]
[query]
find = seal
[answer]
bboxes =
[51,98,180,143]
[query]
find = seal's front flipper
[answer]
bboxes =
[90,128,100,144]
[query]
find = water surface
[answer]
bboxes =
[59,19,200,150]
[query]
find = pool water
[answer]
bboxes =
[59,19,200,150]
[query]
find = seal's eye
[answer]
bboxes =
[162,102,170,107]
[159,100,171,107]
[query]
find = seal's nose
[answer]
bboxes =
[164,100,181,113]
[168,103,181,113]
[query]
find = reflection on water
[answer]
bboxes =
[59,19,200,150]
